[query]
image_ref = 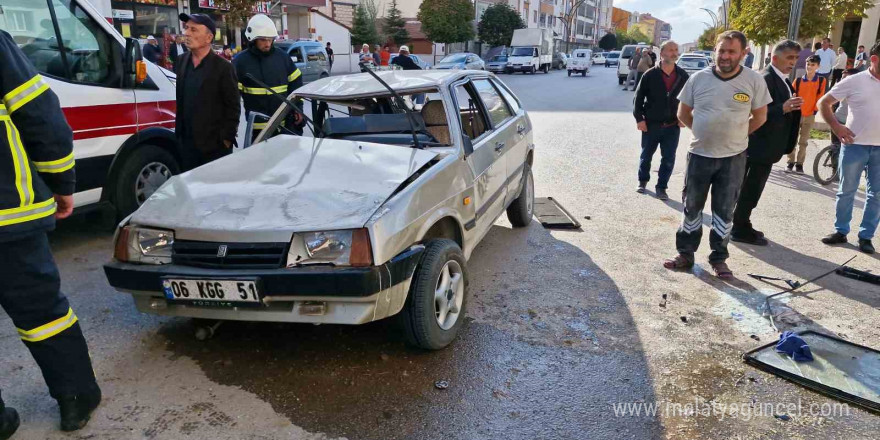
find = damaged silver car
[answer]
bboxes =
[103,70,535,350]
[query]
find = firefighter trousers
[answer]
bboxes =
[0,232,98,400]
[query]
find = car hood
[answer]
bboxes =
[130,136,439,242]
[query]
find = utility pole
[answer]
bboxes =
[787,0,804,81]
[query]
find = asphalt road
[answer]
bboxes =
[1,65,878,440]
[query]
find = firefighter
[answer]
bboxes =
[0,31,101,437]
[233,14,305,140]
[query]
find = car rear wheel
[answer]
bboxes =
[567,70,571,76]
[506,164,534,227]
[400,239,468,350]
[112,145,179,220]
[529,66,535,74]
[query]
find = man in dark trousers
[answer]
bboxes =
[175,13,240,170]
[731,40,804,245]
[633,40,689,200]
[0,30,101,438]
[326,42,334,72]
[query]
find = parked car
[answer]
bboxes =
[434,52,485,70]
[103,70,536,351]
[486,55,509,73]
[677,55,711,74]
[567,49,593,76]
[552,52,568,70]
[683,52,715,66]
[273,40,331,83]
[389,54,432,70]
[605,51,621,67]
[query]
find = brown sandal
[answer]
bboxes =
[710,262,733,279]
[663,254,694,270]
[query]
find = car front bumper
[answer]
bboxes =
[507,64,535,72]
[104,246,424,325]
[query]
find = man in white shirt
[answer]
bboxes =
[831,46,848,87]
[815,37,836,87]
[818,40,880,254]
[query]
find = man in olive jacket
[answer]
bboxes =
[731,40,804,245]
[175,13,240,170]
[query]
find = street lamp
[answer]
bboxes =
[700,8,718,29]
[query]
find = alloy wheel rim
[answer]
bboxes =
[135,162,172,205]
[434,260,464,330]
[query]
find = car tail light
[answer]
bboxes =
[350,228,373,267]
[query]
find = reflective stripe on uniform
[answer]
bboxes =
[0,198,56,227]
[288,69,301,82]
[33,151,75,174]
[17,307,78,342]
[253,122,268,130]
[3,74,50,114]
[238,83,288,95]
[2,107,34,206]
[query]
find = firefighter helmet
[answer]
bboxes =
[245,14,278,41]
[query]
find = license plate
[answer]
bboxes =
[162,278,262,307]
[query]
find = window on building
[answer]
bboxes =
[533,11,537,23]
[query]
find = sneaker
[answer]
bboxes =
[859,239,875,254]
[0,406,19,440]
[656,188,669,200]
[786,163,795,172]
[731,228,768,246]
[636,181,647,194]
[795,164,804,173]
[821,232,848,245]
[59,387,102,432]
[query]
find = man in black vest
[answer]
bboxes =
[731,40,804,245]
[633,40,688,200]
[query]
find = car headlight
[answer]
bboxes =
[286,229,372,267]
[114,225,174,265]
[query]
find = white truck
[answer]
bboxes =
[506,28,554,74]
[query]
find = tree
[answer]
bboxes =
[615,30,635,47]
[351,4,380,47]
[226,0,265,27]
[478,4,525,47]
[418,0,475,44]
[697,26,721,50]
[384,0,410,46]
[627,28,650,44]
[598,33,618,51]
[729,0,876,46]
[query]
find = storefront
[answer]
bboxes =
[190,0,231,46]
[110,0,180,39]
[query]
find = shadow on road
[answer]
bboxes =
[158,221,663,440]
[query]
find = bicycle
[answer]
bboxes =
[813,143,840,185]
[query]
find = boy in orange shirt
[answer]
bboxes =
[788,55,827,172]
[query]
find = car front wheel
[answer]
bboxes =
[506,164,534,227]
[112,145,179,220]
[400,239,468,350]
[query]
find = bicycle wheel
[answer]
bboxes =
[813,145,839,185]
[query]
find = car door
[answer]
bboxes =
[473,78,527,204]
[290,46,309,81]
[453,80,506,235]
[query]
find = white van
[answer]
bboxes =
[0,0,244,219]
[568,49,593,76]
[617,44,660,85]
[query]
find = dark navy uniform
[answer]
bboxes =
[233,46,304,139]
[0,30,99,420]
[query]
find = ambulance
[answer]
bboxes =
[0,0,243,219]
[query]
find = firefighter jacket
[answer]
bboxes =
[233,46,304,131]
[0,31,75,242]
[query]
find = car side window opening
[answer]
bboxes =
[453,83,489,141]
[491,79,521,114]
[472,79,512,128]
[0,0,117,86]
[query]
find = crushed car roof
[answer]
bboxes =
[294,70,482,98]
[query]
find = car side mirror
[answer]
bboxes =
[461,135,474,157]
[290,56,299,63]
[244,111,271,149]
[123,37,145,87]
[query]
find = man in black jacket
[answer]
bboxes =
[176,14,240,170]
[633,40,688,200]
[391,46,422,70]
[731,40,804,245]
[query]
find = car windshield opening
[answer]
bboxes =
[510,47,534,57]
[679,58,707,69]
[261,89,451,148]
[441,54,467,63]
[492,56,507,62]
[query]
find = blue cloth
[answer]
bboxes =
[835,144,880,240]
[639,125,680,189]
[775,331,814,362]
